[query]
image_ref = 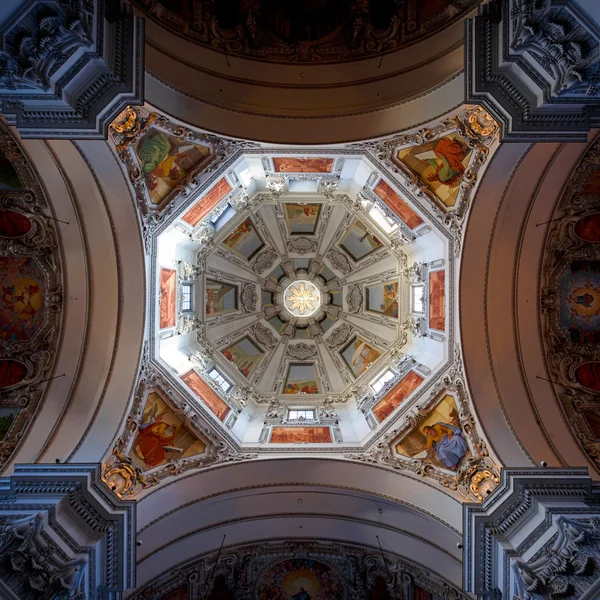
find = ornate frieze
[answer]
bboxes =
[464,468,600,600]
[0,463,135,599]
[466,0,600,142]
[128,539,468,600]
[0,0,144,138]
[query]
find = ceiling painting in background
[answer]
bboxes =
[133,0,480,64]
[159,268,176,329]
[206,280,237,318]
[373,180,423,229]
[284,363,319,394]
[429,270,445,331]
[341,337,382,378]
[0,210,32,239]
[372,371,424,423]
[221,336,265,379]
[182,177,232,227]
[366,281,399,318]
[394,394,467,471]
[1,257,45,342]
[270,427,332,444]
[180,370,231,421]
[222,218,265,260]
[284,203,322,234]
[339,219,382,261]
[396,133,472,208]
[273,157,334,173]
[134,128,210,205]
[130,392,206,471]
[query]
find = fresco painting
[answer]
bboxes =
[373,180,423,229]
[270,427,332,444]
[575,362,600,392]
[273,157,334,173]
[158,585,188,600]
[574,213,600,243]
[414,587,433,600]
[559,260,600,344]
[339,219,382,261]
[341,337,382,378]
[0,407,18,441]
[159,268,177,329]
[284,203,321,234]
[182,177,232,227]
[372,371,424,423]
[181,370,231,421]
[367,281,399,318]
[583,169,600,194]
[130,392,206,471]
[0,210,32,239]
[429,270,445,331]
[284,363,319,394]
[395,394,469,471]
[134,128,210,205]
[0,150,24,191]
[396,133,472,207]
[0,359,28,389]
[583,409,600,438]
[222,218,265,260]
[206,280,237,317]
[1,257,45,342]
[221,336,264,379]
[257,558,343,599]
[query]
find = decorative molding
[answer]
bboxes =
[466,0,600,142]
[464,468,600,600]
[0,0,144,139]
[0,463,136,599]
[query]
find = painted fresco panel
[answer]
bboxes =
[180,370,231,421]
[367,281,399,317]
[257,558,343,598]
[0,359,27,389]
[339,219,382,261]
[396,133,472,207]
[574,214,600,242]
[0,210,32,239]
[575,362,600,392]
[130,392,206,471]
[372,371,424,423]
[134,128,210,205]
[284,363,319,394]
[284,203,321,234]
[222,218,265,260]
[206,280,237,317]
[341,337,382,378]
[159,268,177,329]
[583,169,600,194]
[182,177,232,227]
[158,585,188,600]
[271,427,332,444]
[0,150,24,191]
[395,394,469,471]
[373,180,423,229]
[429,270,445,331]
[273,157,334,173]
[1,257,45,342]
[560,260,600,344]
[0,406,18,441]
[222,336,264,379]
[583,409,600,438]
